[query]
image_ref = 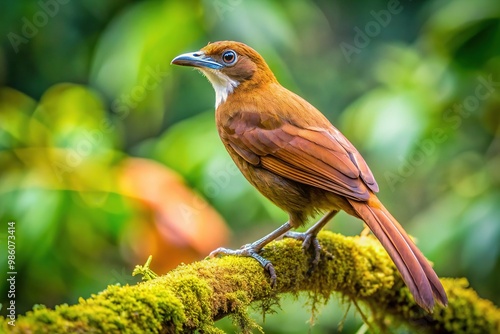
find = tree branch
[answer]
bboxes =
[2,231,499,333]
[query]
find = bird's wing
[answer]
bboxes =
[222,111,379,201]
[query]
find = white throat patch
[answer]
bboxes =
[200,69,239,109]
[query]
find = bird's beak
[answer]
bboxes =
[171,51,223,70]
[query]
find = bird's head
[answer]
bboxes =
[171,41,277,108]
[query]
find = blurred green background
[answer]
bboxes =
[1,0,500,332]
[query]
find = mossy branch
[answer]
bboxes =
[2,231,499,333]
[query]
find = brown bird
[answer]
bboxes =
[171,41,448,312]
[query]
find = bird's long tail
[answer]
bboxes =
[347,196,448,312]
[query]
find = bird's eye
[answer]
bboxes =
[222,50,237,65]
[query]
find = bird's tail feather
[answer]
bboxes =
[348,197,448,311]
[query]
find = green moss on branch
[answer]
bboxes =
[1,232,499,333]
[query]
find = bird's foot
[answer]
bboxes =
[284,231,333,270]
[209,244,277,287]
[284,231,322,266]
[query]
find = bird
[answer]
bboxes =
[171,41,448,312]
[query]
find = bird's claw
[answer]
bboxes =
[209,245,277,287]
[284,232,332,269]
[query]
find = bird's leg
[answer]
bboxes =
[360,224,371,237]
[284,210,339,266]
[209,221,293,286]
